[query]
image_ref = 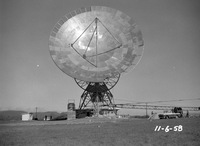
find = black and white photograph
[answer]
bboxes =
[0,0,200,145]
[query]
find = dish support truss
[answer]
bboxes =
[75,74,120,115]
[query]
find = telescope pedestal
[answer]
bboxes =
[79,82,114,115]
[75,74,120,116]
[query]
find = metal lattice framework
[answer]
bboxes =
[75,74,120,111]
[110,103,200,111]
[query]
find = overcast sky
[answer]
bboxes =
[1,0,200,114]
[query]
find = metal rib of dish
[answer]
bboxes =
[49,6,144,82]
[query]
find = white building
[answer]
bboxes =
[22,113,33,121]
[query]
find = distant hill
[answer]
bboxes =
[0,110,61,121]
[0,110,26,121]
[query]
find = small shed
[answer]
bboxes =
[100,108,118,117]
[22,113,33,121]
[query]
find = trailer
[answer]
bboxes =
[158,112,181,119]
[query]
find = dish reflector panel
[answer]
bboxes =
[49,6,144,82]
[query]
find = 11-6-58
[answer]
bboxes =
[154,125,183,132]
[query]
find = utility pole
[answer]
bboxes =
[35,107,38,120]
[145,103,148,118]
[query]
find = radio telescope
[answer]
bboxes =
[49,6,144,114]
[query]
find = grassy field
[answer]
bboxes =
[0,117,199,146]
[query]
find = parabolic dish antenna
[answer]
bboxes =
[49,6,144,114]
[49,6,144,83]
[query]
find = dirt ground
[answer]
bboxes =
[0,117,199,146]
